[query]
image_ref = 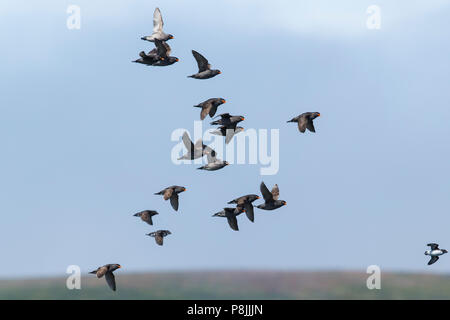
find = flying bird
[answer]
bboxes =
[197,152,228,171]
[151,39,179,66]
[228,194,260,222]
[154,185,186,211]
[287,112,321,133]
[425,243,448,265]
[212,207,245,231]
[133,210,159,225]
[188,50,221,79]
[147,230,172,246]
[256,182,286,210]
[89,264,121,291]
[178,131,216,160]
[210,113,245,129]
[211,126,244,144]
[141,8,174,42]
[132,50,162,66]
[194,98,226,120]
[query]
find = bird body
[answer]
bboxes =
[197,152,228,171]
[89,264,121,291]
[287,112,321,133]
[256,182,286,211]
[194,98,226,120]
[211,126,244,144]
[213,207,244,231]
[141,8,174,42]
[178,131,216,160]
[425,243,448,265]
[188,50,221,79]
[133,210,158,225]
[228,194,260,222]
[155,185,186,211]
[147,230,171,246]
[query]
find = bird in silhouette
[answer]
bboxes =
[133,210,158,225]
[287,112,321,133]
[188,50,221,79]
[147,230,171,246]
[425,243,448,265]
[256,182,286,210]
[194,98,226,120]
[228,194,260,222]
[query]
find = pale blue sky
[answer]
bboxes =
[0,1,449,278]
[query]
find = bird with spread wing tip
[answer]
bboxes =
[194,98,226,120]
[178,131,216,160]
[133,210,158,225]
[256,182,286,210]
[147,230,171,246]
[210,113,245,143]
[141,8,174,42]
[188,50,221,79]
[212,207,245,231]
[154,186,186,211]
[197,152,229,171]
[211,126,244,144]
[425,243,448,265]
[151,39,179,66]
[287,112,321,133]
[132,50,162,66]
[89,264,121,291]
[228,194,260,223]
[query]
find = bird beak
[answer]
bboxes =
[169,35,174,39]
[256,196,260,199]
[241,117,245,121]
[176,58,179,62]
[218,71,221,74]
[183,187,187,191]
[118,265,122,268]
[317,113,321,117]
[222,99,226,103]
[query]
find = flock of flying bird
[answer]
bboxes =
[89,7,442,292]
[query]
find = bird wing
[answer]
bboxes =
[192,50,210,72]
[428,256,439,265]
[260,182,273,202]
[170,193,179,211]
[226,213,239,231]
[306,120,316,132]
[155,39,170,58]
[200,104,211,120]
[271,184,280,200]
[153,7,164,33]
[209,105,218,118]
[155,234,164,246]
[428,243,439,250]
[96,266,108,278]
[105,271,116,291]
[206,152,217,164]
[225,129,236,144]
[298,117,307,133]
[182,132,194,153]
[244,202,254,222]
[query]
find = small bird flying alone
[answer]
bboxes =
[89,264,121,291]
[154,185,186,211]
[147,230,172,246]
[188,50,221,79]
[141,8,174,42]
[287,112,321,133]
[194,98,226,120]
[425,243,448,265]
[256,182,286,210]
[133,210,159,225]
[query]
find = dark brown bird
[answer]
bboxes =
[151,39,179,66]
[188,50,221,79]
[212,207,245,231]
[287,112,321,133]
[210,113,245,129]
[132,50,161,65]
[89,264,121,291]
[133,210,159,225]
[154,186,186,211]
[256,182,286,211]
[194,98,226,120]
[228,194,260,222]
[147,230,171,246]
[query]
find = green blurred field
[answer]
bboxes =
[1,271,450,299]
